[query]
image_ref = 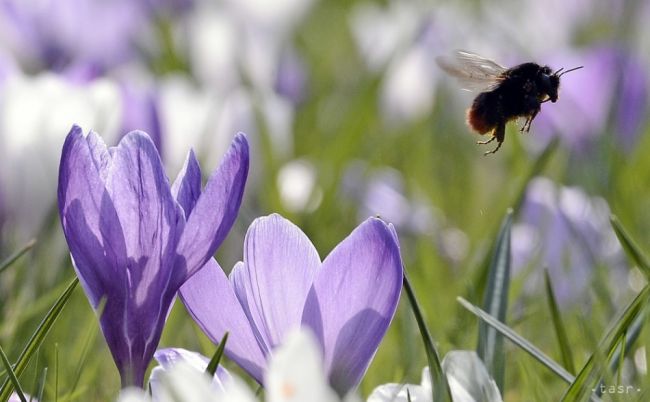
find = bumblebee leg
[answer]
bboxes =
[520,117,531,132]
[524,109,539,132]
[483,122,505,156]
[477,136,496,145]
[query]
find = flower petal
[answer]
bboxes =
[152,363,215,402]
[233,214,320,353]
[175,133,249,279]
[367,383,427,402]
[302,217,403,395]
[153,348,231,393]
[180,258,267,383]
[102,131,185,383]
[60,128,185,386]
[117,388,150,402]
[171,149,202,219]
[58,125,118,308]
[442,351,503,402]
[266,329,339,402]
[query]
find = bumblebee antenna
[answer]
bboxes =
[557,65,583,77]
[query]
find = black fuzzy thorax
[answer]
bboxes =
[471,62,544,128]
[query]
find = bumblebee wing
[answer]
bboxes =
[436,50,507,92]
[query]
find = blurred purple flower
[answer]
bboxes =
[534,46,648,152]
[340,162,469,264]
[120,84,163,156]
[57,126,249,387]
[0,0,148,70]
[179,213,403,395]
[9,393,36,402]
[274,50,308,105]
[512,177,627,305]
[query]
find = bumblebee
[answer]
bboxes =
[437,51,583,155]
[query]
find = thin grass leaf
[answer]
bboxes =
[561,284,650,402]
[544,269,576,374]
[477,209,513,391]
[611,215,650,277]
[0,345,26,402]
[458,297,575,384]
[617,333,626,386]
[205,332,229,377]
[27,349,41,402]
[61,301,102,402]
[608,313,644,379]
[0,278,78,401]
[403,272,452,402]
[35,368,47,402]
[54,343,59,402]
[0,239,36,274]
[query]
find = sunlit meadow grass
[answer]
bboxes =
[1,0,650,401]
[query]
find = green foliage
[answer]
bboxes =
[477,210,512,390]
[403,272,451,402]
[0,278,78,401]
[1,1,649,400]
[205,333,229,378]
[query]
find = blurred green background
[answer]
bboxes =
[0,0,649,400]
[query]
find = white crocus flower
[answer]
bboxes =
[118,363,217,402]
[368,351,502,402]
[120,328,359,402]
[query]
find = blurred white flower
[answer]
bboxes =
[118,363,218,402]
[129,329,359,402]
[0,71,121,240]
[151,348,233,395]
[381,45,436,124]
[368,351,502,402]
[349,2,421,72]
[277,159,322,213]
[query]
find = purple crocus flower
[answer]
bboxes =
[0,0,147,71]
[512,177,627,305]
[119,84,163,156]
[179,213,403,396]
[57,126,249,387]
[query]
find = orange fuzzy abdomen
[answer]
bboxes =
[466,106,495,134]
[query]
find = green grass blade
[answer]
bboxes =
[0,239,36,274]
[62,302,102,402]
[477,209,513,391]
[608,313,644,381]
[561,284,650,402]
[54,343,59,402]
[544,269,576,374]
[458,297,575,384]
[35,367,47,402]
[205,332,229,377]
[0,277,78,401]
[0,345,26,402]
[403,271,452,402]
[610,215,650,277]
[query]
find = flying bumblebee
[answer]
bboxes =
[436,51,583,155]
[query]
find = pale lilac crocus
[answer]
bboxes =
[57,126,249,387]
[150,348,233,397]
[180,213,403,396]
